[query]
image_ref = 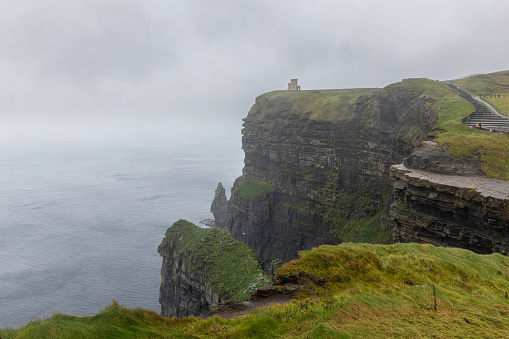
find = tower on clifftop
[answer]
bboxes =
[287,79,301,91]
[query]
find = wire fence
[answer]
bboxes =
[456,73,484,80]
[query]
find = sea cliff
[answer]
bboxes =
[158,220,269,317]
[221,78,509,270]
[226,80,445,270]
[169,74,509,318]
[391,157,509,254]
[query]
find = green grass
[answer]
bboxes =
[250,88,379,122]
[4,243,509,338]
[452,70,509,91]
[0,300,194,338]
[486,96,509,116]
[159,220,270,300]
[234,178,272,199]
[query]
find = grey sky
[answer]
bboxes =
[1,0,508,142]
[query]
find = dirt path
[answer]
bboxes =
[210,284,301,319]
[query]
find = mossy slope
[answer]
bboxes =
[4,243,509,338]
[159,219,269,301]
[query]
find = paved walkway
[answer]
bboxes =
[445,83,509,134]
[392,164,509,200]
[475,97,507,119]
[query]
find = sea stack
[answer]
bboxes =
[210,182,228,229]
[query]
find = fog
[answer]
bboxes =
[1,0,508,143]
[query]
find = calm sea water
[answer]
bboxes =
[0,136,244,328]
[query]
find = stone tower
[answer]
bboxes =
[287,79,300,91]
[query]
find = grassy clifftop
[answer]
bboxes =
[387,77,508,179]
[248,88,379,122]
[451,70,509,100]
[3,243,508,338]
[249,75,508,179]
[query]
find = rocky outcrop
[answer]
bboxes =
[391,159,509,255]
[227,79,446,271]
[403,141,483,176]
[158,220,269,318]
[211,182,228,229]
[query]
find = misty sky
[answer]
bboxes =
[1,0,508,142]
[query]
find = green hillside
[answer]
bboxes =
[3,243,509,338]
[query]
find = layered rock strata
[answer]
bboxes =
[158,220,269,318]
[391,163,509,254]
[227,80,445,270]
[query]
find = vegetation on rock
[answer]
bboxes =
[159,220,270,301]
[331,210,389,244]
[233,177,272,199]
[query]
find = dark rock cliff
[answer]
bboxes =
[158,220,269,318]
[211,182,228,229]
[391,142,509,254]
[227,79,445,270]
[160,77,508,320]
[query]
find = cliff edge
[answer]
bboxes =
[158,220,269,318]
[227,79,445,270]
[391,142,509,254]
[226,75,509,271]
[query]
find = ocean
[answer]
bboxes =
[0,135,244,328]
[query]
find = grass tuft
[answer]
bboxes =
[234,178,272,199]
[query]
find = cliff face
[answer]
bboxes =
[158,245,222,318]
[158,220,269,318]
[228,80,444,270]
[391,143,509,254]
